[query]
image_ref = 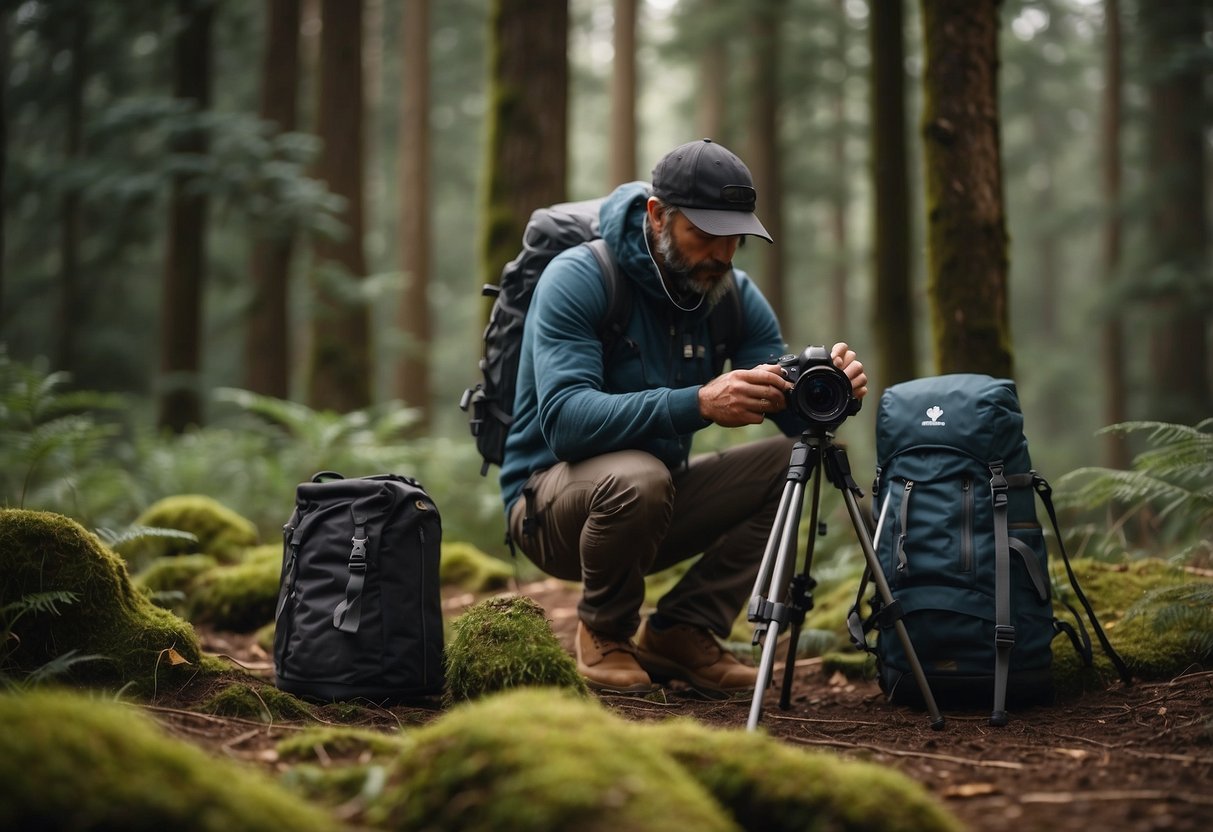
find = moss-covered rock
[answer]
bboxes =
[132,495,259,562]
[188,544,281,632]
[1050,557,1210,692]
[445,596,588,703]
[202,681,314,722]
[133,553,219,599]
[0,509,204,693]
[441,541,515,592]
[367,688,739,832]
[643,719,962,832]
[0,688,337,831]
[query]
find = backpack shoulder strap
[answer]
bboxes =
[586,238,631,347]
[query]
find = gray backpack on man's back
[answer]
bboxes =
[273,472,444,702]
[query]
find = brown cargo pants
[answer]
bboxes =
[509,434,797,640]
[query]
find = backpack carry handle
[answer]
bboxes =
[312,471,345,482]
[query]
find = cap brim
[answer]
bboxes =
[681,206,773,243]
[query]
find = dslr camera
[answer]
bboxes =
[777,345,861,430]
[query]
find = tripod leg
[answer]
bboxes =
[779,459,824,710]
[746,475,808,731]
[839,487,946,730]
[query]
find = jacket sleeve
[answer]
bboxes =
[728,271,808,438]
[528,249,708,463]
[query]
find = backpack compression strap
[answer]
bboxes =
[333,496,379,634]
[989,462,1014,727]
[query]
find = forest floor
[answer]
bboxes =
[152,578,1213,832]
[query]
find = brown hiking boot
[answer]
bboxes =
[636,620,756,699]
[575,620,657,694]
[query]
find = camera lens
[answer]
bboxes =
[792,367,851,423]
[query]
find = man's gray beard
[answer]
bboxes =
[653,221,734,308]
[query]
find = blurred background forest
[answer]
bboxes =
[1,0,1210,559]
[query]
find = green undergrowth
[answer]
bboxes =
[441,541,515,592]
[202,680,315,722]
[186,543,281,631]
[363,687,960,832]
[1,509,209,694]
[0,688,338,831]
[444,595,588,704]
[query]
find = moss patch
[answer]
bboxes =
[202,681,314,722]
[277,725,410,763]
[0,509,204,694]
[444,596,588,704]
[367,688,739,832]
[133,553,218,600]
[0,688,337,831]
[643,719,962,832]
[132,494,259,563]
[188,544,281,632]
[440,541,514,592]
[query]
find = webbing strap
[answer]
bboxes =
[1034,474,1132,685]
[990,462,1014,725]
[332,498,376,633]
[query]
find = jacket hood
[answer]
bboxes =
[598,181,700,310]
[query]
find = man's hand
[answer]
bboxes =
[698,364,792,427]
[830,342,868,400]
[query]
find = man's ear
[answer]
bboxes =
[645,197,665,232]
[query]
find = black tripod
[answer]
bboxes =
[745,428,946,731]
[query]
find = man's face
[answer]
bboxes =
[653,210,740,306]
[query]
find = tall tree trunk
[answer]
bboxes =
[159,0,213,433]
[57,10,87,377]
[308,0,372,411]
[1140,0,1210,425]
[245,0,301,400]
[0,6,7,325]
[695,0,727,143]
[608,0,637,188]
[749,0,784,322]
[870,0,917,390]
[918,0,1012,379]
[479,0,568,308]
[396,0,433,427]
[828,0,849,346]
[1100,0,1129,468]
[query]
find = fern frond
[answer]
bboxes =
[23,649,109,686]
[95,524,199,553]
[1,590,81,623]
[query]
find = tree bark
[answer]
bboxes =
[307,0,372,411]
[608,0,637,188]
[245,0,301,400]
[749,0,784,322]
[396,0,433,427]
[870,0,917,390]
[695,0,727,144]
[1100,0,1129,468]
[1141,0,1210,425]
[57,10,87,378]
[159,0,213,433]
[479,0,568,310]
[918,0,1012,379]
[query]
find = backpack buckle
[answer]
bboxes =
[994,624,1016,648]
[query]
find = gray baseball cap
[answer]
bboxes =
[651,138,773,243]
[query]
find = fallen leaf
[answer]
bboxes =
[942,783,999,798]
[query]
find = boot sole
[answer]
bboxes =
[636,651,755,701]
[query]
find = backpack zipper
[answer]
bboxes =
[961,477,973,573]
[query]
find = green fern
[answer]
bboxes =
[1057,419,1213,552]
[1,591,105,689]
[95,524,199,555]
[1124,583,1213,660]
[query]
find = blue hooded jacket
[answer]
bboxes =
[499,181,802,515]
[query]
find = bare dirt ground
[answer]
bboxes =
[153,578,1213,832]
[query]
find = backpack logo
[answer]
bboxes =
[921,405,946,426]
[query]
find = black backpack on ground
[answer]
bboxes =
[460,194,743,477]
[847,375,1130,725]
[273,471,444,702]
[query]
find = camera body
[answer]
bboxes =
[777,345,861,430]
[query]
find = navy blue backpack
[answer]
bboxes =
[849,375,1130,724]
